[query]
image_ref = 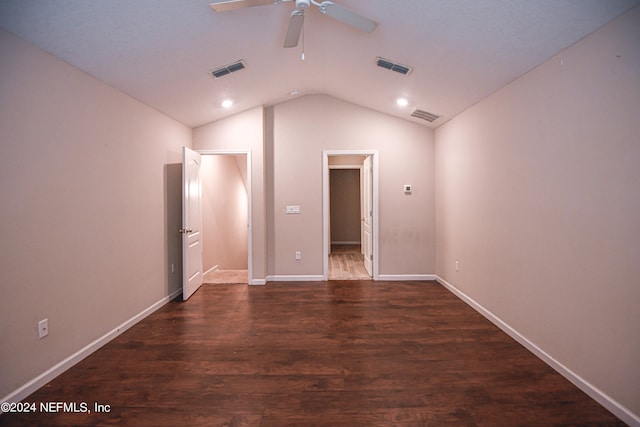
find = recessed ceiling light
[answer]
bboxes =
[396,98,409,107]
[221,99,233,108]
[290,89,299,96]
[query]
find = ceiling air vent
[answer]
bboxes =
[411,108,441,123]
[376,56,412,75]
[209,60,246,79]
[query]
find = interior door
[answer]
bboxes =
[362,156,373,276]
[182,147,203,301]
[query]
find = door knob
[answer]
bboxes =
[179,228,193,234]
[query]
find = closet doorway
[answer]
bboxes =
[323,151,378,280]
[199,152,250,285]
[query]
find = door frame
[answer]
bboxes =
[322,150,379,280]
[197,149,253,285]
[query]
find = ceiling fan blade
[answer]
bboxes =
[283,10,304,48]
[318,1,378,33]
[209,0,276,13]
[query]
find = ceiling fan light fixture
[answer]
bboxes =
[284,9,305,48]
[209,0,275,13]
[318,1,378,33]
[212,0,378,49]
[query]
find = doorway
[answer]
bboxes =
[200,152,251,285]
[323,150,378,281]
[328,165,369,280]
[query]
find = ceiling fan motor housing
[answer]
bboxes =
[296,0,310,9]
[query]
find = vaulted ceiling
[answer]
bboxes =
[1,0,638,128]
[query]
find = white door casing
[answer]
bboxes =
[360,166,365,255]
[362,155,373,276]
[323,150,378,280]
[182,147,203,300]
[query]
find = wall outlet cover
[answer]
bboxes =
[38,319,49,339]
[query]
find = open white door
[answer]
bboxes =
[182,147,203,301]
[362,156,373,276]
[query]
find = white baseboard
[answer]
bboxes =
[259,275,436,283]
[203,265,219,276]
[0,287,182,409]
[377,274,436,281]
[435,275,639,427]
[266,275,324,282]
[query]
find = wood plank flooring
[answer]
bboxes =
[1,281,624,426]
[329,244,371,280]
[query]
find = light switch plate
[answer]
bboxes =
[286,205,301,214]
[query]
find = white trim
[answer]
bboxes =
[203,264,219,276]
[323,150,379,281]
[329,164,363,170]
[266,275,324,282]
[197,149,252,156]
[0,288,182,408]
[435,275,640,427]
[378,274,436,281]
[249,278,266,286]
[196,150,253,286]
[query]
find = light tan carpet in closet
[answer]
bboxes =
[203,269,248,284]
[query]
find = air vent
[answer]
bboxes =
[209,60,246,79]
[411,108,441,123]
[376,56,412,75]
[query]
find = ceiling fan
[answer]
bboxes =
[209,0,378,48]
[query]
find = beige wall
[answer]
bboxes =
[330,169,362,244]
[201,155,248,271]
[194,98,435,279]
[328,155,366,166]
[0,30,191,398]
[192,107,266,281]
[269,95,435,276]
[435,6,640,419]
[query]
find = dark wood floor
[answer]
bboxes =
[1,281,624,426]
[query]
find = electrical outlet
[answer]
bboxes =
[455,259,460,272]
[295,251,301,260]
[38,319,49,339]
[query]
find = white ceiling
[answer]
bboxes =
[1,0,638,128]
